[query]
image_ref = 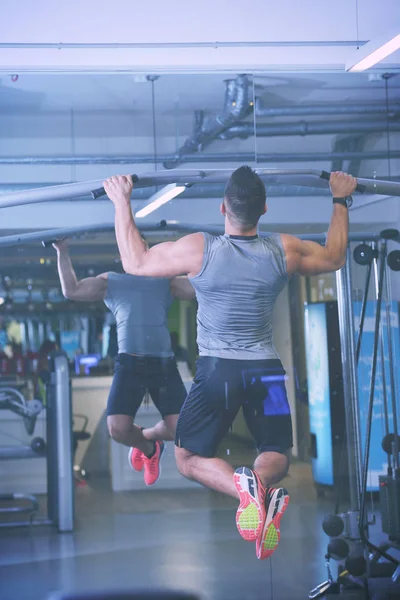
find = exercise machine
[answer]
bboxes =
[0,352,74,532]
[310,230,400,599]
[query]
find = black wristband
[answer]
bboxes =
[333,196,353,208]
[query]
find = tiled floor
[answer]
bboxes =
[0,461,395,600]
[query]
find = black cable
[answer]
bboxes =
[150,77,158,172]
[384,75,392,179]
[334,251,372,515]
[358,240,399,565]
[355,258,373,364]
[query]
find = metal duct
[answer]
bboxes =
[1,150,399,166]
[219,119,400,140]
[254,100,400,118]
[163,74,252,169]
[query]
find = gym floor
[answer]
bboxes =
[0,456,390,600]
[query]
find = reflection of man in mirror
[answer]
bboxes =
[106,166,357,559]
[53,238,195,487]
[170,331,191,371]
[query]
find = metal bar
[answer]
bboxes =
[1,150,400,166]
[221,120,400,139]
[359,241,387,534]
[384,259,400,471]
[54,353,74,533]
[0,168,398,210]
[0,446,44,459]
[0,221,382,248]
[0,170,208,208]
[356,259,373,365]
[336,249,363,510]
[0,41,368,49]
[372,255,391,463]
[0,182,335,198]
[0,519,52,528]
[255,102,400,118]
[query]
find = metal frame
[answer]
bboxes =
[0,168,399,209]
[336,250,363,512]
[0,221,383,248]
[0,352,74,531]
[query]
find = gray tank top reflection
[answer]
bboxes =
[104,273,173,357]
[189,233,288,360]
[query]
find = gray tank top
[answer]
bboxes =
[189,233,288,360]
[104,273,174,357]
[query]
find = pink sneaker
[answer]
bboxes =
[128,447,144,472]
[143,441,165,486]
[256,487,290,560]
[233,467,266,542]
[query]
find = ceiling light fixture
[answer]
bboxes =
[135,184,186,219]
[346,30,400,72]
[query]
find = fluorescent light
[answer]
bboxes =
[135,184,186,218]
[0,297,4,306]
[346,31,400,72]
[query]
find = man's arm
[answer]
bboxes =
[53,240,108,301]
[281,172,357,276]
[103,175,204,278]
[170,277,196,301]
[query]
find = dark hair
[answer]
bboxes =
[224,165,266,230]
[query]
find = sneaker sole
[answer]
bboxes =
[144,442,166,487]
[234,467,266,542]
[257,488,290,560]
[128,447,144,472]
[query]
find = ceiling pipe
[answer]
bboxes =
[254,100,400,118]
[219,119,400,140]
[1,150,399,167]
[164,74,252,169]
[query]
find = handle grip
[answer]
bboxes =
[91,174,139,199]
[41,239,61,248]
[320,170,366,193]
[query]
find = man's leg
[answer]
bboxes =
[107,414,154,456]
[242,361,293,560]
[252,450,291,561]
[253,450,290,488]
[142,414,178,442]
[175,446,239,498]
[106,355,156,460]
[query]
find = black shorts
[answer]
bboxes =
[175,356,293,458]
[107,354,187,419]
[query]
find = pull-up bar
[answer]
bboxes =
[0,220,383,249]
[1,168,399,211]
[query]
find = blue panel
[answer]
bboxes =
[304,303,334,485]
[60,331,80,360]
[354,300,400,491]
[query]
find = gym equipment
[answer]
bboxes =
[0,168,389,210]
[322,514,345,538]
[0,223,383,250]
[0,352,74,531]
[327,538,350,560]
[310,230,400,599]
[0,387,43,435]
[387,250,400,272]
[354,243,375,267]
[90,168,366,199]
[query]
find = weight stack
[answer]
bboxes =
[379,474,400,542]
